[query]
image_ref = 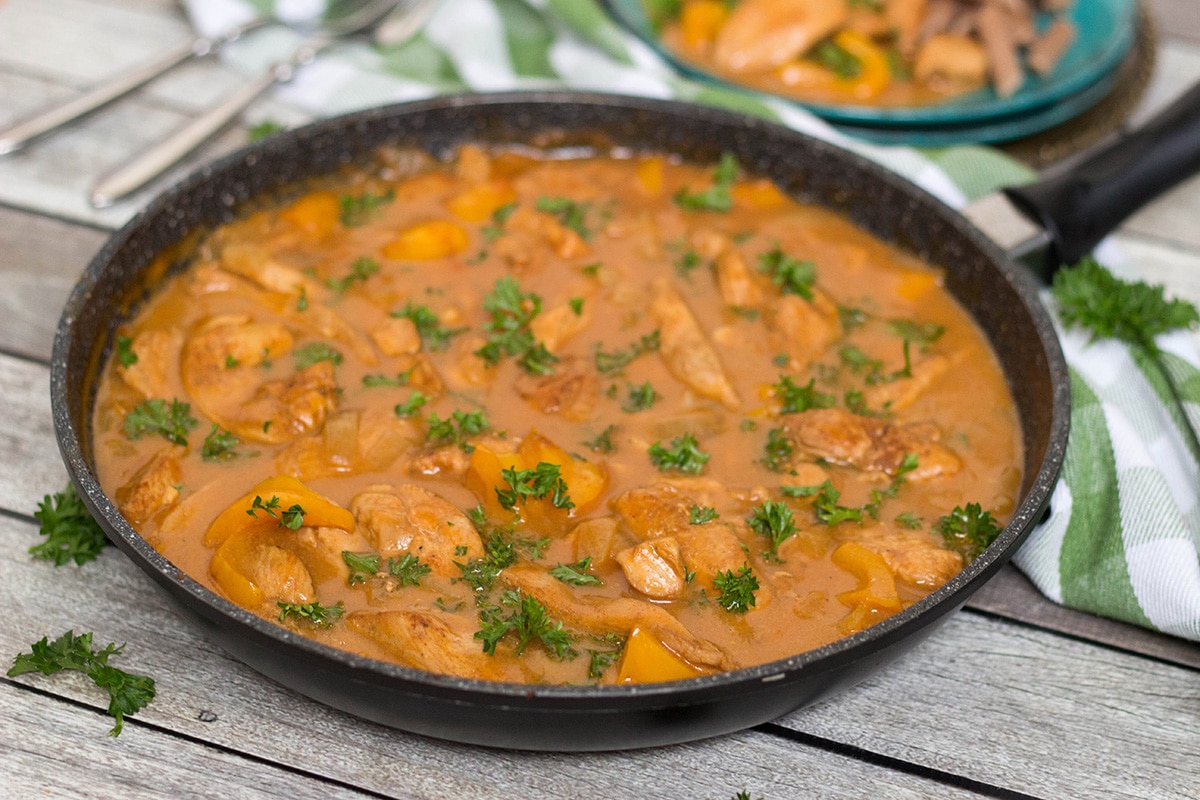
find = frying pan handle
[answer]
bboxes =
[1003,81,1200,267]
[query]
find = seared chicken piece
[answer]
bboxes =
[181,316,339,444]
[862,351,953,412]
[616,537,689,600]
[371,317,422,357]
[766,290,841,371]
[611,483,693,540]
[118,328,183,400]
[853,527,964,588]
[649,279,741,410]
[783,407,962,480]
[117,448,183,525]
[529,298,592,353]
[237,544,315,606]
[500,563,736,671]
[690,229,764,310]
[513,356,600,421]
[348,609,507,681]
[713,0,848,74]
[350,484,485,576]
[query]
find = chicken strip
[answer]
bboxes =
[783,407,961,480]
[713,0,848,74]
[350,484,485,576]
[649,279,741,410]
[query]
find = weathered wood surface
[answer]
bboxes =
[1,0,1199,797]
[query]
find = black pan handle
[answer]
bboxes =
[1004,81,1200,267]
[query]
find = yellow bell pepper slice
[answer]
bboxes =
[203,475,355,548]
[382,220,470,260]
[635,157,664,196]
[832,31,891,101]
[616,628,705,683]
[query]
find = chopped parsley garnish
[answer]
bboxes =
[839,345,884,377]
[363,370,412,388]
[674,151,739,212]
[388,553,431,586]
[246,494,281,519]
[293,342,343,369]
[838,305,869,331]
[475,276,556,374]
[30,484,108,566]
[391,302,468,351]
[549,557,602,586]
[862,453,918,519]
[674,248,705,277]
[759,427,794,473]
[758,247,816,300]
[426,409,489,450]
[583,424,618,454]
[587,640,624,681]
[278,600,344,627]
[115,336,138,367]
[325,256,380,292]
[480,201,518,241]
[122,398,198,446]
[773,375,836,414]
[936,502,1003,562]
[713,564,759,613]
[689,505,719,525]
[812,38,861,78]
[535,195,592,240]
[278,504,306,531]
[339,189,394,227]
[201,424,245,462]
[496,462,574,512]
[895,511,923,530]
[247,119,286,142]
[569,297,585,316]
[811,481,864,526]
[342,551,381,585]
[746,500,796,558]
[887,318,946,347]
[475,589,575,659]
[1052,256,1200,355]
[621,381,659,412]
[455,530,518,594]
[595,330,661,375]
[8,630,156,736]
[394,391,428,418]
[647,433,710,474]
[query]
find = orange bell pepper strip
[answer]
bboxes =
[616,628,705,683]
[680,0,729,49]
[382,220,471,260]
[445,180,518,223]
[279,191,341,239]
[203,475,355,548]
[831,541,904,635]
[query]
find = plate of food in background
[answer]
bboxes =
[608,0,1138,141]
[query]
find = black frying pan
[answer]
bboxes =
[51,92,1069,751]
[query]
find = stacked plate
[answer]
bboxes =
[606,0,1139,146]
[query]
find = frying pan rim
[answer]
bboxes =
[50,91,1069,717]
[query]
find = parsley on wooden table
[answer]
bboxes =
[30,484,109,566]
[8,630,156,736]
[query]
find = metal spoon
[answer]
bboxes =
[0,16,269,156]
[88,0,433,209]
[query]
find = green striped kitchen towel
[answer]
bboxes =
[184,0,1200,641]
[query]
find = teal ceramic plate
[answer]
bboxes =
[607,0,1137,127]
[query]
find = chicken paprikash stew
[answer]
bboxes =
[92,145,1022,685]
[651,0,1079,107]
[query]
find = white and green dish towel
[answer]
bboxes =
[184,0,1200,642]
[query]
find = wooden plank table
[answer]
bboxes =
[1,1,1197,797]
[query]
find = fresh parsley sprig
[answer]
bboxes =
[30,484,108,566]
[674,152,739,212]
[713,564,760,614]
[8,630,156,736]
[647,433,710,474]
[1052,256,1200,354]
[936,502,1002,562]
[122,398,198,446]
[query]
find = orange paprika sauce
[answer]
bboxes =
[91,146,1022,684]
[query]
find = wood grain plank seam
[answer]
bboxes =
[0,198,115,234]
[0,675,398,800]
[755,721,1047,800]
[959,606,1200,674]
